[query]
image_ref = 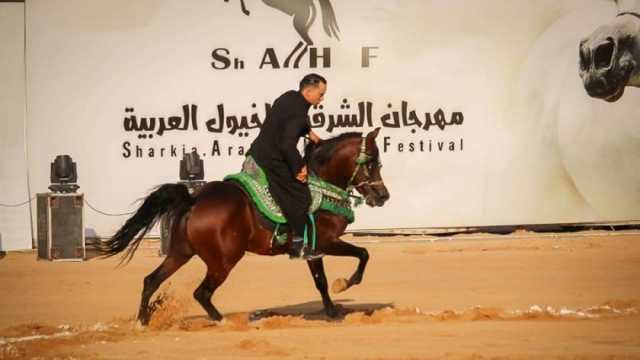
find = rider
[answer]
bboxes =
[247,74,325,259]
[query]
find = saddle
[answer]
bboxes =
[224,156,355,247]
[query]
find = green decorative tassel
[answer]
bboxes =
[275,232,288,245]
[303,214,318,250]
[309,214,317,250]
[271,223,288,246]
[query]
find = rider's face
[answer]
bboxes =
[303,82,326,106]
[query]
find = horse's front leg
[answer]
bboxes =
[307,258,339,318]
[324,240,369,294]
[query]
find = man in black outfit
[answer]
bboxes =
[247,74,325,259]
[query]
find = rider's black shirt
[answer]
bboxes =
[248,90,311,177]
[246,90,312,237]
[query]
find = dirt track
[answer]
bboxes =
[1,231,639,359]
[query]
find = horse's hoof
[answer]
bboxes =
[331,278,349,294]
[326,306,340,319]
[135,320,147,329]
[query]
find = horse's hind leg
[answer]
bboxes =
[137,252,193,325]
[193,254,244,321]
[193,273,224,321]
[307,258,339,318]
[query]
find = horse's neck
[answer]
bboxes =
[311,139,359,190]
[313,164,349,190]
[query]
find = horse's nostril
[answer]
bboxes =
[579,44,590,71]
[594,40,615,70]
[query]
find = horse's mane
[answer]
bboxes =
[304,132,362,172]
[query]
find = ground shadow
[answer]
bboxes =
[182,299,394,324]
[249,299,394,321]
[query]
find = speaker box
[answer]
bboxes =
[37,193,85,261]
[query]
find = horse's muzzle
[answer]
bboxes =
[366,185,390,207]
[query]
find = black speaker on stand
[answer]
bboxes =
[37,155,85,261]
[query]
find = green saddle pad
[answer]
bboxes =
[224,156,355,225]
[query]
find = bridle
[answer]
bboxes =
[346,137,384,202]
[617,11,640,20]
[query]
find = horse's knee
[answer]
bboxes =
[193,283,213,303]
[360,248,369,263]
[142,274,160,295]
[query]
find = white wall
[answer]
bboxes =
[0,2,31,251]
[5,0,637,243]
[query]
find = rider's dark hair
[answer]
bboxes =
[299,73,327,91]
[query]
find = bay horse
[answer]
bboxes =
[101,128,389,325]
[579,0,640,102]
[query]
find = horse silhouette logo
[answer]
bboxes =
[224,0,341,45]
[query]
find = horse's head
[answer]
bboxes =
[578,1,640,102]
[306,128,390,207]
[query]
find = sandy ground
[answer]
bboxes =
[1,231,639,359]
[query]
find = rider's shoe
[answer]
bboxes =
[288,237,304,259]
[288,237,323,260]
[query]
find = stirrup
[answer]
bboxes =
[289,246,323,261]
[302,247,324,261]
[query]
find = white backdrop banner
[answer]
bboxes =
[0,2,30,251]
[22,0,640,239]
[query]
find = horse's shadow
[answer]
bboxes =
[249,299,394,321]
[183,299,394,324]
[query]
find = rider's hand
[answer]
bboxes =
[309,130,322,144]
[296,165,308,183]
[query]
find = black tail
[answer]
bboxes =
[100,183,195,264]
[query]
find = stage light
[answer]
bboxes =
[49,155,80,193]
[179,150,204,181]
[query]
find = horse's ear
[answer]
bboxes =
[367,127,381,140]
